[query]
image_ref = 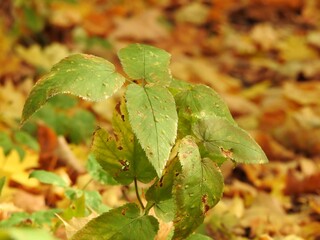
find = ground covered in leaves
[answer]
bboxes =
[1,0,320,239]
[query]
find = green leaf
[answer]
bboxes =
[13,145,25,161]
[62,191,86,219]
[47,95,78,109]
[14,131,39,151]
[24,6,45,33]
[84,191,110,214]
[0,228,58,240]
[30,209,61,226]
[169,78,192,96]
[21,54,125,125]
[0,212,30,228]
[71,203,159,240]
[0,209,61,228]
[86,154,118,185]
[29,170,68,187]
[118,43,172,86]
[146,158,181,222]
[192,117,268,164]
[67,109,96,143]
[175,85,236,136]
[0,177,5,196]
[126,84,178,177]
[0,132,14,156]
[173,136,224,240]
[91,101,157,185]
[186,233,213,240]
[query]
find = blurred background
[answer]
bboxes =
[1,0,320,239]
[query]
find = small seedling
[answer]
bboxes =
[21,43,268,240]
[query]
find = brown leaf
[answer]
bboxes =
[285,170,320,195]
[253,132,295,161]
[110,9,169,42]
[37,124,58,171]
[283,82,320,105]
[82,11,113,36]
[13,189,46,213]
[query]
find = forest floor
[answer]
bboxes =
[1,1,320,239]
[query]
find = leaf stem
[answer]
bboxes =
[144,202,155,216]
[134,177,145,210]
[81,178,94,190]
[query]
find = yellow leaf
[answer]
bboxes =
[278,35,317,61]
[15,43,71,71]
[0,81,25,128]
[0,149,39,188]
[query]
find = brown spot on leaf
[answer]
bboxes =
[121,208,127,215]
[220,147,234,159]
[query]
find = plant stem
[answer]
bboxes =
[144,202,155,216]
[134,177,145,210]
[81,178,94,190]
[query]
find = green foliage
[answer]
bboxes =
[0,177,5,196]
[91,100,157,184]
[0,209,60,228]
[22,95,96,144]
[0,131,38,160]
[71,203,159,240]
[173,136,223,239]
[21,43,268,239]
[193,117,268,165]
[21,53,125,125]
[0,228,58,240]
[28,170,109,220]
[29,170,68,187]
[186,233,213,240]
[126,84,178,177]
[118,43,172,86]
[86,154,118,185]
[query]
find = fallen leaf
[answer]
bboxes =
[37,124,58,171]
[0,149,39,188]
[0,81,25,128]
[285,169,320,195]
[58,212,98,239]
[283,82,320,105]
[16,43,71,71]
[12,189,46,213]
[174,2,210,25]
[278,35,317,62]
[250,23,278,51]
[110,9,169,42]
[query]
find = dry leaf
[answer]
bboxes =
[285,170,320,195]
[58,212,98,239]
[283,82,320,105]
[12,189,46,213]
[110,9,169,42]
[250,23,278,51]
[0,81,25,128]
[278,35,317,62]
[174,2,210,25]
[37,124,58,171]
[16,43,71,71]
